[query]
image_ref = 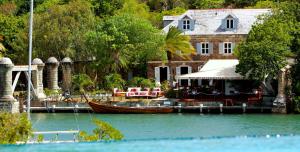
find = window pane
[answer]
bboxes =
[225,43,227,48]
[228,43,231,48]
[183,25,186,29]
[187,25,190,29]
[187,20,190,24]
[230,20,234,28]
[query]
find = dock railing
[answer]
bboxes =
[29,130,80,143]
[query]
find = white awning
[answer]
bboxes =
[178,59,244,80]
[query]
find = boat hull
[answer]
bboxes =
[88,101,173,114]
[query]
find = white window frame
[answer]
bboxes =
[226,18,234,29]
[223,42,232,54]
[183,19,190,30]
[201,42,209,55]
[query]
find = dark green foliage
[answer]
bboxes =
[79,118,124,141]
[190,0,224,9]
[85,14,165,74]
[72,74,94,93]
[0,113,32,144]
[128,77,155,88]
[235,2,300,81]
[91,0,124,18]
[105,73,126,90]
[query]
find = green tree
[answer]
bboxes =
[85,14,165,78]
[79,118,124,141]
[0,113,32,144]
[10,0,95,63]
[247,0,277,8]
[91,0,124,18]
[164,26,195,84]
[190,0,224,9]
[236,18,292,81]
[236,2,300,93]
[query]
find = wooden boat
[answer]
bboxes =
[88,101,174,114]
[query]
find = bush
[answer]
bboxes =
[165,89,184,98]
[0,113,32,144]
[79,118,124,141]
[72,74,94,93]
[128,77,155,89]
[105,73,126,90]
[160,80,170,91]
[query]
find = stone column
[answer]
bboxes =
[61,57,72,92]
[32,58,46,101]
[0,57,18,113]
[272,68,287,113]
[46,57,59,90]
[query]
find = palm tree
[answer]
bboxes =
[164,26,195,86]
[72,74,94,102]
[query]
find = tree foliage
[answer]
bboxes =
[85,14,165,74]
[72,74,94,93]
[105,73,126,90]
[0,113,32,144]
[10,0,95,63]
[190,0,224,9]
[91,0,124,18]
[235,2,299,81]
[165,26,195,60]
[128,77,155,88]
[79,118,124,141]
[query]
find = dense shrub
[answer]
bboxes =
[0,113,32,144]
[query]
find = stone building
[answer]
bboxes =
[147,9,270,86]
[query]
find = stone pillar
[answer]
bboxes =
[272,68,287,113]
[0,57,18,113]
[61,57,72,92]
[32,58,46,101]
[46,57,59,90]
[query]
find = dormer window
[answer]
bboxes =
[226,18,234,29]
[183,19,190,30]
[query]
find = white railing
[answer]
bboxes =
[29,130,80,143]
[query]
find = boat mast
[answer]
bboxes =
[27,0,34,120]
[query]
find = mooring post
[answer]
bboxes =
[200,103,203,113]
[61,57,72,92]
[242,103,247,113]
[0,58,18,113]
[46,57,59,90]
[32,58,46,101]
[178,103,182,113]
[220,103,223,113]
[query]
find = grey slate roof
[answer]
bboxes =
[163,9,270,35]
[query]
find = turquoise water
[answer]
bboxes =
[2,136,300,152]
[2,113,300,151]
[30,113,300,140]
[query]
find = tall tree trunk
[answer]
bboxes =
[167,51,173,88]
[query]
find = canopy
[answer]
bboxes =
[178,59,244,80]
